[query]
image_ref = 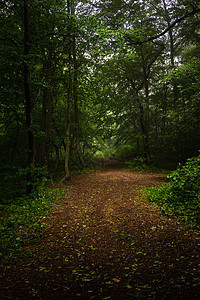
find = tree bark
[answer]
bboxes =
[41,87,47,163]
[162,0,180,161]
[73,35,85,168]
[54,145,59,170]
[40,44,53,168]
[141,46,151,162]
[65,0,72,179]
[42,88,52,168]
[130,80,151,161]
[24,0,34,193]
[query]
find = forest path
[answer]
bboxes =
[1,164,200,299]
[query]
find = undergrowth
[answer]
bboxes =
[0,188,64,258]
[125,156,148,171]
[125,156,167,172]
[144,153,200,227]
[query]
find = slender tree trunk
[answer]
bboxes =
[41,90,47,163]
[54,145,59,170]
[131,80,151,162]
[65,0,72,179]
[41,49,53,168]
[73,35,85,168]
[161,85,167,137]
[65,67,72,179]
[24,0,34,193]
[162,0,180,161]
[142,61,151,162]
[47,87,52,167]
[138,101,151,162]
[75,102,85,168]
[10,110,20,163]
[42,88,52,168]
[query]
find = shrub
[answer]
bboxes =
[145,153,200,226]
[125,156,148,171]
[17,167,48,188]
[113,145,137,161]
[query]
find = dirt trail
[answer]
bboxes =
[1,165,200,299]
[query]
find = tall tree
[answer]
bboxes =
[65,0,73,179]
[73,36,86,168]
[23,0,35,193]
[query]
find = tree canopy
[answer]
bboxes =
[0,0,200,190]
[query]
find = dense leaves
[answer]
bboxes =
[1,0,200,178]
[146,154,200,225]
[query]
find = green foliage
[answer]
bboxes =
[0,167,49,202]
[1,0,200,177]
[94,146,114,159]
[112,145,137,161]
[0,188,64,258]
[125,156,148,171]
[145,154,200,226]
[16,167,49,189]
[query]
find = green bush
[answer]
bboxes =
[0,166,49,204]
[113,145,137,160]
[125,156,148,171]
[145,153,200,226]
[17,167,48,188]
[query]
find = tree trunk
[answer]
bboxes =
[42,89,52,168]
[41,49,53,168]
[24,0,34,193]
[41,89,47,163]
[131,80,151,162]
[138,101,151,162]
[10,109,20,163]
[54,145,59,170]
[162,0,180,161]
[75,106,85,168]
[73,35,85,168]
[65,102,71,178]
[65,0,72,179]
[141,53,151,162]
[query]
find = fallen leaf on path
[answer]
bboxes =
[112,278,120,282]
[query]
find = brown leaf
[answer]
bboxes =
[112,278,120,282]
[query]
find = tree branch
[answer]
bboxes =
[126,8,200,45]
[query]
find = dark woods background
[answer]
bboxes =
[0,0,200,194]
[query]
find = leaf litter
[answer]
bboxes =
[1,164,200,299]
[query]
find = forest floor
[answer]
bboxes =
[1,159,200,299]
